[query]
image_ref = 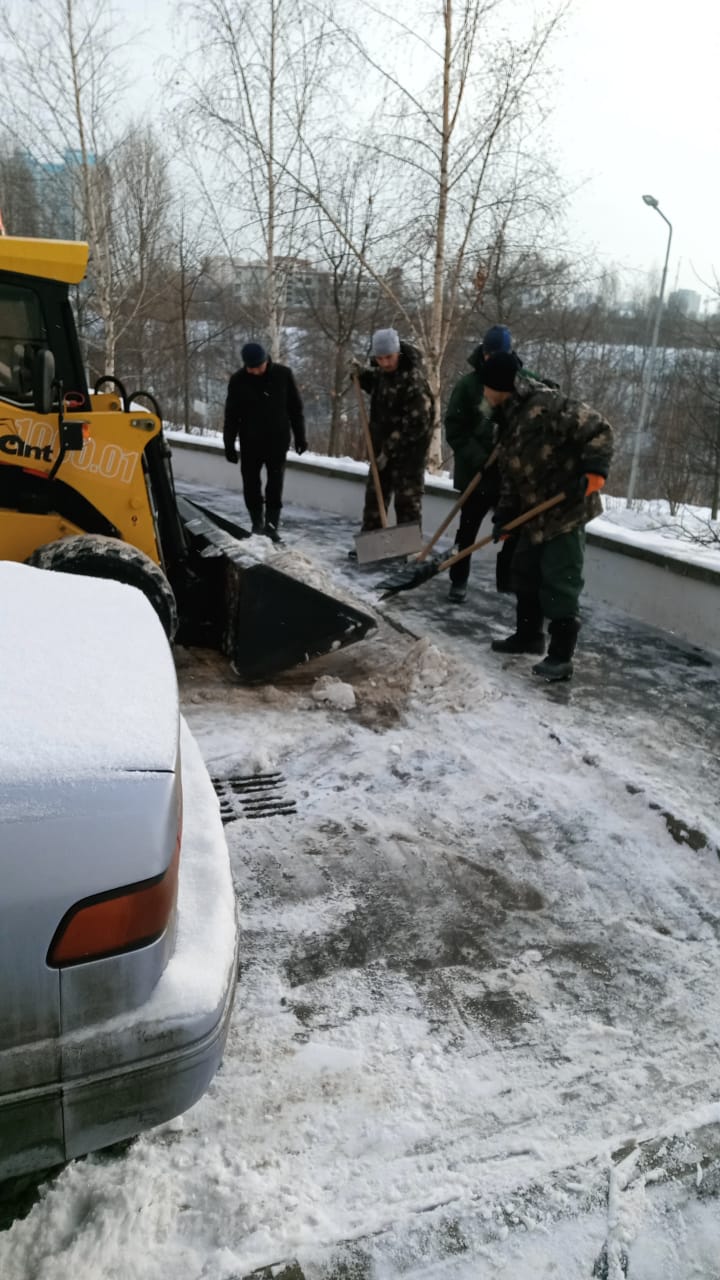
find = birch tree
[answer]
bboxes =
[296,158,389,454]
[277,1,566,464]
[181,0,333,360]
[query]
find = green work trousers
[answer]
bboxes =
[510,528,585,619]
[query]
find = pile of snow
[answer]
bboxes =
[310,675,356,710]
[410,637,451,691]
[593,497,720,573]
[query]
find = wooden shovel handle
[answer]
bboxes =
[416,444,500,562]
[436,491,567,574]
[353,375,388,529]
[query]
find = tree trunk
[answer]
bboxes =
[707,404,712,514]
[265,0,281,360]
[179,244,191,431]
[426,0,453,472]
[426,362,444,471]
[328,344,347,455]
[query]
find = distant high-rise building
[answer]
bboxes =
[24,150,91,240]
[667,289,701,318]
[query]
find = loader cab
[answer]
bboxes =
[0,238,168,569]
[0,273,89,414]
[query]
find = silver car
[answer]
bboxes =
[0,561,238,1178]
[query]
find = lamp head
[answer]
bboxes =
[642,194,659,208]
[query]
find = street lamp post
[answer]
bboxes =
[626,194,673,507]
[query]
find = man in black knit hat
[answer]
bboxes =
[223,341,307,541]
[482,351,613,681]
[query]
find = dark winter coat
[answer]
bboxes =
[444,345,497,493]
[357,342,434,475]
[495,376,614,544]
[223,360,306,462]
[445,345,558,494]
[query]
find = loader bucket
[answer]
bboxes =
[173,497,377,683]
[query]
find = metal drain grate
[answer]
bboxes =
[211,771,297,823]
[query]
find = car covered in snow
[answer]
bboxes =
[0,561,238,1179]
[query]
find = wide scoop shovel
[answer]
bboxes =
[379,491,567,599]
[377,447,501,589]
[352,375,425,564]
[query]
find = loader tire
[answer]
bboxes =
[26,535,178,640]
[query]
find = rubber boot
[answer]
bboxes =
[533,616,580,681]
[248,506,265,536]
[491,592,545,655]
[264,506,282,544]
[448,551,469,603]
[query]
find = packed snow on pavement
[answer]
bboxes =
[2,512,720,1280]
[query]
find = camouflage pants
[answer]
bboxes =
[361,463,423,531]
[510,528,586,619]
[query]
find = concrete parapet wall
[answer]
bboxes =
[168,436,720,656]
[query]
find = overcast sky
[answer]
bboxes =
[122,0,718,300]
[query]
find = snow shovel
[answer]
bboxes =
[378,447,501,593]
[414,444,500,564]
[379,491,567,599]
[351,375,425,564]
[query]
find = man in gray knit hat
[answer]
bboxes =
[350,327,434,551]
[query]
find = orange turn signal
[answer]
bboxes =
[48,822,182,968]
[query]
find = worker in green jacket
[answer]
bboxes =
[445,325,554,603]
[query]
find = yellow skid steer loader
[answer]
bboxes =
[0,237,375,681]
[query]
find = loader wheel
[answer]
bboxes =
[26,535,178,640]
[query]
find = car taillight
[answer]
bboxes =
[47,816,182,969]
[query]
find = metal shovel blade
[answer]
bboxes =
[378,555,442,598]
[353,523,424,565]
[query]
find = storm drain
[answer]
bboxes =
[211,771,297,822]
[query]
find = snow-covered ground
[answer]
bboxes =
[1,495,720,1279]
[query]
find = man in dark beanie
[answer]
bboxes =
[350,327,434,552]
[482,351,613,681]
[223,341,307,541]
[445,325,521,603]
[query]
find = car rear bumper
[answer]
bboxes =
[0,722,238,1177]
[62,919,238,1158]
[59,720,239,1159]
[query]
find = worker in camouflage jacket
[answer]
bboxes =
[352,328,434,542]
[481,351,614,681]
[444,324,558,603]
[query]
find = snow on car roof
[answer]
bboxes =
[1,562,179,783]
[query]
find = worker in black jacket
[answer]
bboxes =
[223,342,307,541]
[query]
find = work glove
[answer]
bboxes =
[492,510,513,543]
[486,506,515,542]
[375,451,388,471]
[225,448,238,464]
[295,441,308,456]
[579,473,606,497]
[347,356,363,380]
